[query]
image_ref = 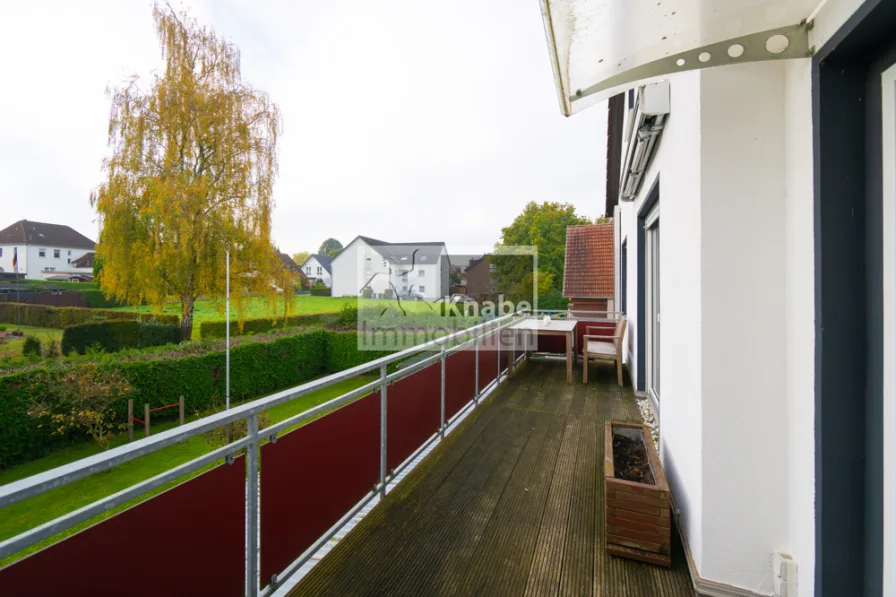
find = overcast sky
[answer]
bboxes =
[0,0,607,257]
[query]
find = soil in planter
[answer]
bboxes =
[612,432,656,485]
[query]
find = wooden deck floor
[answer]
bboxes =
[289,359,694,597]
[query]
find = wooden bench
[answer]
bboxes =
[583,318,627,386]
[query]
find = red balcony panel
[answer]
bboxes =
[0,459,246,597]
[478,341,498,393]
[260,392,379,584]
[386,362,441,470]
[445,348,477,420]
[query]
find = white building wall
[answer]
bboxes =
[0,245,91,279]
[303,257,332,287]
[699,61,789,595]
[783,58,816,597]
[617,61,816,595]
[331,240,364,297]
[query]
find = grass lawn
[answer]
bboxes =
[0,375,375,566]
[0,325,63,359]
[111,295,438,338]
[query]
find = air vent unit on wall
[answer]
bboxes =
[619,81,670,202]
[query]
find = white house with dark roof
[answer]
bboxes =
[0,220,95,280]
[330,235,450,300]
[301,254,334,287]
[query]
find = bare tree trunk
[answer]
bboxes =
[181,295,195,340]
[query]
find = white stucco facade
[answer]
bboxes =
[330,237,449,300]
[0,244,93,280]
[617,59,816,596]
[301,256,332,287]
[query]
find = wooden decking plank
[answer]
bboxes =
[452,409,566,595]
[523,410,582,596]
[289,361,694,597]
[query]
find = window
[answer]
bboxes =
[418,269,425,277]
[39,248,46,258]
[0,248,3,257]
[53,249,60,258]
[402,285,408,292]
[418,286,425,293]
[366,257,372,262]
[419,255,428,262]
[45,267,55,272]
[67,250,71,256]
[620,241,627,313]
[317,266,322,275]
[305,266,311,274]
[68,259,71,264]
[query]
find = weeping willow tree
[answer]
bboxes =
[91,3,291,339]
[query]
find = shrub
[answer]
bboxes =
[537,288,569,311]
[43,339,60,359]
[0,329,394,467]
[310,282,331,297]
[338,304,358,328]
[27,362,132,450]
[0,303,178,328]
[62,321,182,355]
[0,325,7,332]
[22,336,41,357]
[199,312,336,339]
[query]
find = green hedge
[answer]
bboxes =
[199,312,338,339]
[0,330,394,467]
[61,321,182,355]
[0,303,178,328]
[81,289,123,309]
[310,287,331,297]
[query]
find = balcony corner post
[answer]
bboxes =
[440,343,447,439]
[246,413,260,597]
[379,364,388,499]
[474,330,480,404]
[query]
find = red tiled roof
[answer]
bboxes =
[562,224,614,298]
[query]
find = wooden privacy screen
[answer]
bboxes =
[0,460,246,597]
[386,362,441,470]
[260,392,379,584]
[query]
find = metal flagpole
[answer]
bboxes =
[226,249,230,411]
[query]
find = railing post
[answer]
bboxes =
[179,395,185,426]
[246,413,259,597]
[440,343,446,438]
[144,403,150,438]
[127,399,133,443]
[379,364,387,499]
[496,323,501,384]
[474,329,480,404]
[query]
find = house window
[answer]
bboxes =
[53,249,60,258]
[45,267,55,272]
[418,286,425,293]
[0,248,3,257]
[402,285,408,292]
[317,266,322,275]
[67,250,71,256]
[418,269,425,277]
[39,248,46,258]
[620,242,627,314]
[68,259,71,264]
[306,266,311,275]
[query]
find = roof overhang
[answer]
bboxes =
[539,0,830,116]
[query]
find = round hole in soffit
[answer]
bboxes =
[676,58,686,67]
[698,52,711,63]
[766,34,789,54]
[728,44,745,58]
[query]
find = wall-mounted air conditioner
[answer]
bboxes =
[619,81,670,202]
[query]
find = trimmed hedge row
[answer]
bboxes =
[199,312,338,339]
[81,289,124,309]
[310,287,331,296]
[0,330,392,467]
[0,303,178,328]
[61,321,182,355]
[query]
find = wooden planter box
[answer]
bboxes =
[604,421,671,567]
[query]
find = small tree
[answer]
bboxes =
[291,251,311,267]
[318,238,343,257]
[28,363,132,450]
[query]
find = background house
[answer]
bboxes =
[277,252,310,290]
[562,224,614,316]
[464,256,495,301]
[0,220,95,280]
[330,235,450,300]
[300,254,333,287]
